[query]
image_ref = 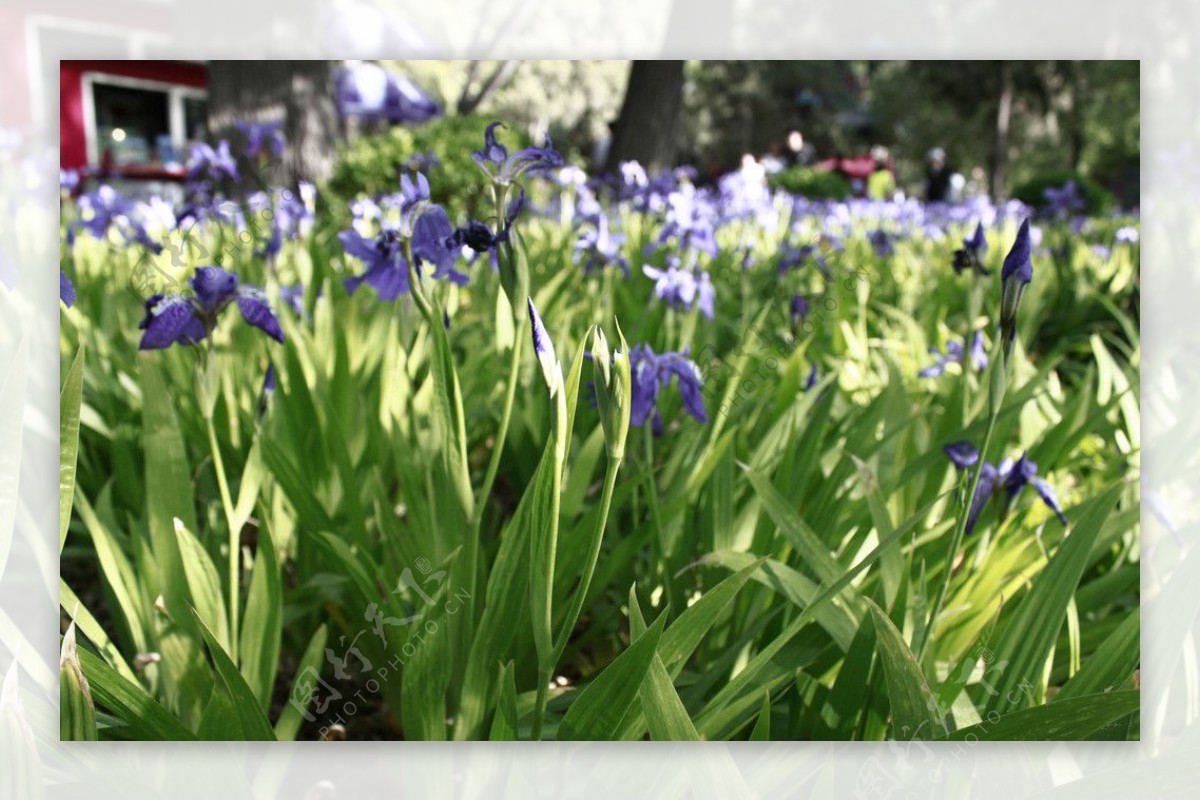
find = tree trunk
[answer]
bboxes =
[206,60,339,188]
[603,60,686,174]
[989,61,1014,200]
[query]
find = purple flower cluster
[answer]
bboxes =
[944,442,1068,533]
[919,332,988,378]
[334,63,441,124]
[338,173,467,299]
[472,122,563,186]
[234,119,286,159]
[573,213,629,276]
[642,261,715,319]
[70,185,166,254]
[629,344,708,434]
[138,266,283,350]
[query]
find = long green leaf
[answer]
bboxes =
[59,345,85,552]
[488,662,519,741]
[940,690,1139,741]
[77,648,196,740]
[190,607,276,741]
[985,484,1123,716]
[630,589,700,741]
[273,624,328,741]
[1055,609,1139,701]
[557,611,666,741]
[239,518,282,706]
[867,600,946,739]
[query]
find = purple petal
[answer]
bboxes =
[139,295,205,350]
[236,286,285,343]
[943,441,980,469]
[190,266,238,314]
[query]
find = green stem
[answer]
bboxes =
[553,457,622,656]
[472,319,525,532]
[918,407,999,662]
[205,413,239,661]
[532,457,623,740]
[531,666,551,741]
[642,427,679,616]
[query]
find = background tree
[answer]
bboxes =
[207,60,340,187]
[603,60,686,173]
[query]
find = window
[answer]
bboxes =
[83,74,207,169]
[92,83,169,166]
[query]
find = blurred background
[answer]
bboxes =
[55,59,1139,212]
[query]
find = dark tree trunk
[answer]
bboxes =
[206,60,339,188]
[604,60,686,174]
[989,61,1014,200]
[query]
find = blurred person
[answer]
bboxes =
[760,141,787,175]
[948,172,966,203]
[786,129,816,166]
[866,144,896,200]
[925,147,951,202]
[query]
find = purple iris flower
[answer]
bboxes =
[1043,180,1085,218]
[60,269,75,307]
[447,192,526,258]
[382,74,442,123]
[234,119,286,158]
[334,63,441,124]
[628,344,708,434]
[642,262,715,319]
[574,213,629,276]
[339,227,408,300]
[919,332,986,378]
[790,294,810,326]
[472,122,563,186]
[339,176,466,300]
[656,188,719,259]
[138,266,283,350]
[868,229,894,257]
[278,284,306,316]
[412,205,469,285]
[73,185,164,253]
[999,218,1034,350]
[952,222,990,275]
[943,441,980,469]
[1001,218,1034,286]
[777,243,825,274]
[945,444,1069,533]
[187,141,238,183]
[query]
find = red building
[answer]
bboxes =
[60,60,208,180]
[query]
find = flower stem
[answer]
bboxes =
[531,666,551,741]
[205,413,240,661]
[530,456,622,740]
[473,317,525,532]
[918,391,1002,662]
[554,457,622,655]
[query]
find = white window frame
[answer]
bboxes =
[82,72,207,167]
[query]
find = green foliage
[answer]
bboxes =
[60,157,1139,741]
[768,166,851,199]
[1011,170,1116,216]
